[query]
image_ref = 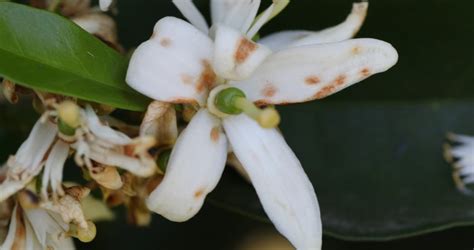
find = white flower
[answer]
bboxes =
[0,100,157,202]
[0,187,95,250]
[126,1,398,249]
[444,133,474,193]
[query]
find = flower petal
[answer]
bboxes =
[1,205,25,250]
[9,119,57,174]
[260,2,369,51]
[213,25,272,81]
[126,17,216,105]
[41,141,69,199]
[222,114,321,249]
[99,0,113,11]
[211,0,260,34]
[140,101,178,146]
[172,0,209,34]
[232,38,398,105]
[83,105,131,145]
[146,109,227,222]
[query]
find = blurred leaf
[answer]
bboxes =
[0,2,150,111]
[210,100,474,240]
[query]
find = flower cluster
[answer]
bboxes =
[0,0,398,249]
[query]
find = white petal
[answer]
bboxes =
[24,208,67,248]
[9,119,57,174]
[99,0,113,11]
[211,0,260,34]
[126,17,216,106]
[223,114,321,249]
[87,143,156,177]
[260,2,369,51]
[42,141,69,199]
[0,205,24,250]
[232,38,398,105]
[83,105,131,145]
[213,25,272,81]
[172,0,209,34]
[0,178,29,203]
[146,109,227,222]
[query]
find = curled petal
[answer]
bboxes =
[213,25,272,81]
[147,109,228,222]
[127,17,215,105]
[172,0,209,34]
[83,105,131,145]
[211,0,260,34]
[232,38,398,105]
[260,2,369,51]
[42,141,70,199]
[140,101,178,146]
[8,119,57,174]
[223,114,321,249]
[86,140,157,178]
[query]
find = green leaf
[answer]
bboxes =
[0,2,150,111]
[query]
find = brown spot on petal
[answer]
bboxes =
[124,145,135,157]
[210,126,220,143]
[334,75,347,86]
[160,37,171,47]
[352,46,362,55]
[235,38,257,64]
[180,74,194,85]
[262,84,277,98]
[314,85,336,99]
[360,68,371,77]
[305,75,321,85]
[194,188,206,198]
[196,60,216,92]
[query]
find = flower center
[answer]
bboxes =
[207,85,280,128]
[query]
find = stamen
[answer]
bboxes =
[248,0,290,38]
[214,87,280,128]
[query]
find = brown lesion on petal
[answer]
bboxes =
[352,46,362,55]
[235,38,258,64]
[159,37,172,47]
[314,85,337,99]
[194,188,206,199]
[196,60,216,92]
[334,74,347,86]
[360,68,371,77]
[305,75,321,85]
[262,84,277,98]
[180,74,194,85]
[210,126,221,143]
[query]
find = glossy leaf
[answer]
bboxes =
[0,2,150,111]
